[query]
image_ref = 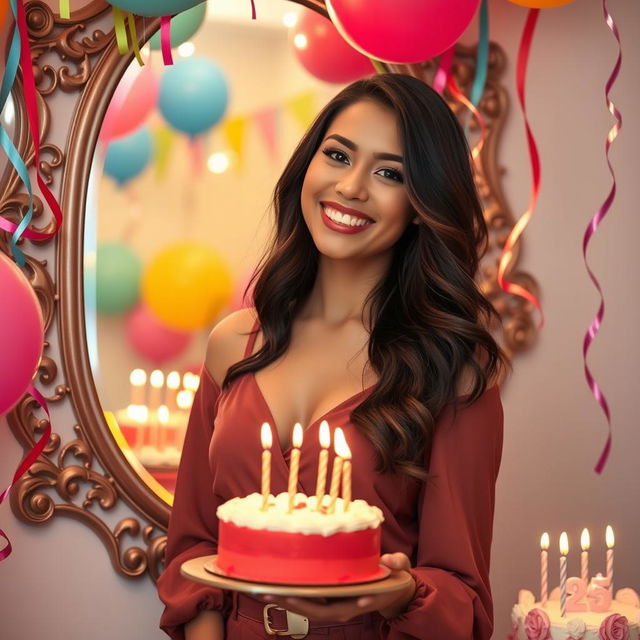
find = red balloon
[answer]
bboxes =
[326,0,480,64]
[289,8,374,84]
[125,304,192,365]
[0,253,44,416]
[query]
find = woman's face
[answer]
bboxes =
[300,99,415,264]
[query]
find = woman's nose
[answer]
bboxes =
[335,167,368,201]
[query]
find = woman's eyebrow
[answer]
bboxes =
[324,133,403,163]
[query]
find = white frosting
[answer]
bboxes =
[217,492,384,536]
[512,588,640,640]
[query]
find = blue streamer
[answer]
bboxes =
[0,0,34,267]
[465,0,489,134]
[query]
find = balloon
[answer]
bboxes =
[109,0,201,18]
[0,253,44,416]
[103,126,153,187]
[100,64,159,143]
[158,58,228,137]
[326,0,480,64]
[289,8,374,84]
[149,2,206,49]
[125,304,192,364]
[507,0,574,6]
[96,243,142,314]
[142,243,232,331]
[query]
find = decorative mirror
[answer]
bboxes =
[4,0,538,580]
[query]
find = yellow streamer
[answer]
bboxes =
[126,12,145,67]
[112,7,129,55]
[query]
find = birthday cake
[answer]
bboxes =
[509,587,640,640]
[216,491,384,585]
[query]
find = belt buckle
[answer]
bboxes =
[263,603,309,639]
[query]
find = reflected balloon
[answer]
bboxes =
[104,127,153,187]
[0,253,44,416]
[158,58,228,137]
[142,243,232,331]
[149,2,207,49]
[96,243,142,314]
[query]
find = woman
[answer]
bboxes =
[157,72,507,640]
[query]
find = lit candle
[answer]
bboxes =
[327,427,345,514]
[149,370,164,411]
[176,389,194,413]
[287,423,303,513]
[183,372,200,393]
[157,405,169,451]
[260,422,272,511]
[336,430,352,512]
[581,528,590,584]
[314,420,331,510]
[605,525,614,595]
[164,371,181,413]
[560,532,569,618]
[540,532,549,606]
[129,369,147,407]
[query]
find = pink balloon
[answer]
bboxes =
[289,8,374,84]
[100,63,159,143]
[0,253,44,416]
[125,304,192,365]
[326,0,480,64]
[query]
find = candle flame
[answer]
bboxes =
[130,368,147,386]
[157,405,170,424]
[292,423,303,448]
[176,389,194,410]
[261,422,273,449]
[334,427,351,459]
[183,372,200,392]
[319,420,331,448]
[581,528,590,551]
[150,369,164,388]
[559,531,569,556]
[540,532,549,550]
[166,371,181,389]
[605,525,614,549]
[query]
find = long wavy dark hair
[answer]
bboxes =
[224,73,508,480]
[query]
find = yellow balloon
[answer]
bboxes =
[142,243,232,331]
[507,0,574,7]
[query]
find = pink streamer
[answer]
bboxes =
[160,15,174,66]
[0,385,51,561]
[584,0,622,475]
[433,46,454,95]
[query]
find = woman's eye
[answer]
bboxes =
[377,168,404,183]
[322,147,349,164]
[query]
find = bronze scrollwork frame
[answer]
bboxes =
[2,0,539,580]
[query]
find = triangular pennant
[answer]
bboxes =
[222,116,247,171]
[253,105,279,163]
[285,91,316,131]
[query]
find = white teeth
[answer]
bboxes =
[323,206,371,227]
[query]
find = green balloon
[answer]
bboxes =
[149,2,207,50]
[96,243,142,314]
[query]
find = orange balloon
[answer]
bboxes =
[508,0,574,7]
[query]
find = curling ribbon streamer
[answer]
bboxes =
[585,0,622,474]
[0,0,63,265]
[497,9,543,326]
[160,16,174,65]
[464,0,489,135]
[58,0,69,19]
[0,385,51,562]
[446,75,486,163]
[249,0,256,19]
[112,6,129,54]
[126,12,144,66]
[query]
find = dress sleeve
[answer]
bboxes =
[385,387,504,640]
[157,369,230,640]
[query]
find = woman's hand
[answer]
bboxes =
[261,552,416,623]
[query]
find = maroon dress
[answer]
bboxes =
[157,325,503,640]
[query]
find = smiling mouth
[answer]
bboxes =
[320,204,374,228]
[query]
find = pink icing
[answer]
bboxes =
[524,608,552,640]
[599,614,630,640]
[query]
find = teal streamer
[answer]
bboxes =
[0,0,33,267]
[465,0,489,134]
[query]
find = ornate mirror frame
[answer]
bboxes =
[3,0,539,580]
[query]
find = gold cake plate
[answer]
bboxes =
[181,555,413,598]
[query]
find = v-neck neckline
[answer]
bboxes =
[250,371,375,455]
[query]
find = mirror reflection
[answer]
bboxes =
[85,1,372,503]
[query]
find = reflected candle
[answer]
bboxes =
[540,532,549,606]
[129,369,146,407]
[560,532,569,617]
[581,528,590,584]
[606,525,614,595]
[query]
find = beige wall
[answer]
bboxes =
[0,1,638,638]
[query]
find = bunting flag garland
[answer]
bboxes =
[584,0,622,475]
[222,116,248,172]
[285,91,316,131]
[253,106,279,163]
[497,8,543,326]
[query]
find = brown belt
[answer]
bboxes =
[235,592,372,638]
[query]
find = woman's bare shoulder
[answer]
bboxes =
[205,307,258,387]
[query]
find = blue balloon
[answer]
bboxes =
[109,1,200,18]
[103,127,153,187]
[158,58,228,137]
